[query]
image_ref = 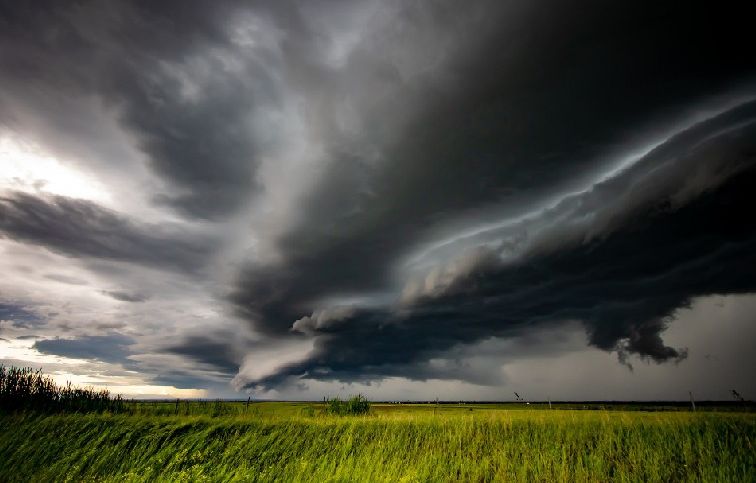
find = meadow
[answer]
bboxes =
[1,401,754,482]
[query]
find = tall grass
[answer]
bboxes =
[0,407,753,481]
[0,365,124,414]
[1,367,753,481]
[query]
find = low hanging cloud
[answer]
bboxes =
[33,333,135,365]
[237,102,756,390]
[291,307,358,335]
[0,191,215,273]
[231,0,755,393]
[1,0,755,398]
[162,335,245,375]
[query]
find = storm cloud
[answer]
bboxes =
[33,333,135,365]
[0,0,283,219]
[163,335,244,375]
[0,191,214,272]
[241,116,756,388]
[230,0,756,333]
[1,0,755,399]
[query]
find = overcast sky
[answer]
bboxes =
[1,0,755,400]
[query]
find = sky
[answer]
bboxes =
[1,0,755,401]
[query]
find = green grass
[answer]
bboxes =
[1,403,754,482]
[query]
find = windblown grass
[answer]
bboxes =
[1,404,753,482]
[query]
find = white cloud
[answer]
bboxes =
[0,134,111,204]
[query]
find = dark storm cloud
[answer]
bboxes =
[237,89,756,388]
[0,0,280,219]
[246,141,756,388]
[0,191,214,272]
[2,0,756,395]
[230,0,755,334]
[33,333,134,365]
[163,335,242,375]
[151,371,224,390]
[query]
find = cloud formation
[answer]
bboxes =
[33,333,134,365]
[0,0,273,219]
[0,191,214,272]
[1,0,755,398]
[251,103,756,388]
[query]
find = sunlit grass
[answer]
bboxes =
[1,402,753,482]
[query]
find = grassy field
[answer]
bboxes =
[1,402,754,482]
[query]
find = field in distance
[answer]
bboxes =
[1,401,754,482]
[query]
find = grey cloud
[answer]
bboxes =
[400,247,499,305]
[261,295,756,402]
[0,0,284,219]
[0,191,214,273]
[291,307,357,335]
[407,100,756,290]
[230,0,756,337]
[163,335,243,376]
[0,302,44,329]
[33,333,135,365]
[101,290,148,303]
[150,371,229,391]
[15,335,41,340]
[44,274,89,286]
[2,0,756,398]
[222,0,756,391]
[240,109,756,390]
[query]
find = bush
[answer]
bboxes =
[325,394,370,415]
[0,365,125,414]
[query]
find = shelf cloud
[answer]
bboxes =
[1,0,754,399]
